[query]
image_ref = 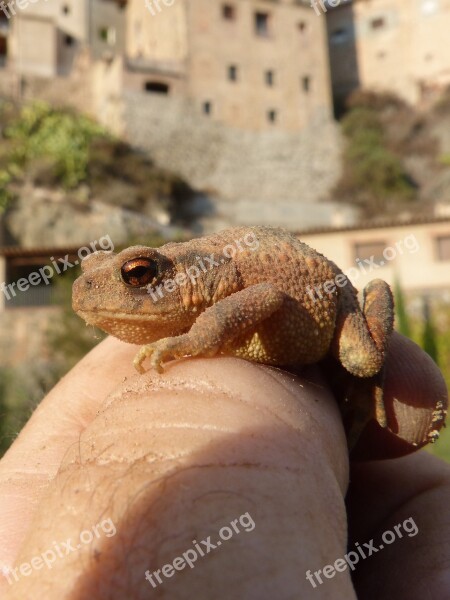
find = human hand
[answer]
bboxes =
[0,334,448,599]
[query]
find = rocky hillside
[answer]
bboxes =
[0,101,196,248]
[333,89,450,218]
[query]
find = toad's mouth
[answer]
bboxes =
[75,309,166,323]
[75,309,184,345]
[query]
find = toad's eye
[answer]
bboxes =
[120,258,158,287]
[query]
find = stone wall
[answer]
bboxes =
[124,91,348,230]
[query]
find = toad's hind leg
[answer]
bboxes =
[331,279,394,447]
[332,279,394,379]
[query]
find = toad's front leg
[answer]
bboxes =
[134,283,286,373]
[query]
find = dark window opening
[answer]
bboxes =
[255,12,270,37]
[265,70,274,86]
[222,4,236,20]
[302,75,311,92]
[330,27,349,44]
[228,64,238,81]
[298,21,307,33]
[0,10,9,24]
[0,36,7,59]
[354,242,387,266]
[371,17,386,30]
[4,257,77,309]
[267,109,277,124]
[144,81,170,94]
[64,34,75,47]
[203,101,212,115]
[62,4,70,15]
[436,236,450,261]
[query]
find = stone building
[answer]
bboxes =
[0,0,126,122]
[0,0,333,132]
[126,0,333,131]
[326,0,450,111]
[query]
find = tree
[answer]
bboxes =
[421,297,439,364]
[394,278,411,338]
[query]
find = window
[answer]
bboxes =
[255,12,270,37]
[436,236,450,261]
[298,21,307,33]
[267,109,277,124]
[4,255,78,309]
[222,4,236,20]
[98,26,116,45]
[354,242,387,266]
[330,27,350,44]
[62,4,70,15]
[302,75,310,93]
[203,101,212,115]
[265,70,274,86]
[228,65,238,81]
[0,35,7,61]
[370,17,386,30]
[144,81,170,94]
[64,34,75,46]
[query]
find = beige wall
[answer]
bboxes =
[125,0,333,131]
[299,220,450,296]
[126,0,188,62]
[185,0,332,130]
[10,0,88,40]
[5,0,88,77]
[14,17,57,77]
[328,0,450,105]
[92,54,125,133]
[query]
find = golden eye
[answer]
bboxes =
[120,257,158,287]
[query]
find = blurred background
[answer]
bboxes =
[0,0,449,460]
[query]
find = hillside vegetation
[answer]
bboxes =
[334,90,450,218]
[0,100,195,223]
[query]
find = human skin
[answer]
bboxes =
[0,334,449,599]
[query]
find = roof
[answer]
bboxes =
[1,215,450,256]
[0,246,84,259]
[295,214,450,236]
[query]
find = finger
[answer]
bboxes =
[351,332,448,459]
[2,357,352,599]
[347,452,450,600]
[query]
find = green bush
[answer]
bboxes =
[394,279,412,338]
[5,101,108,189]
[335,99,417,216]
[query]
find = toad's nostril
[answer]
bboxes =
[80,251,114,273]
